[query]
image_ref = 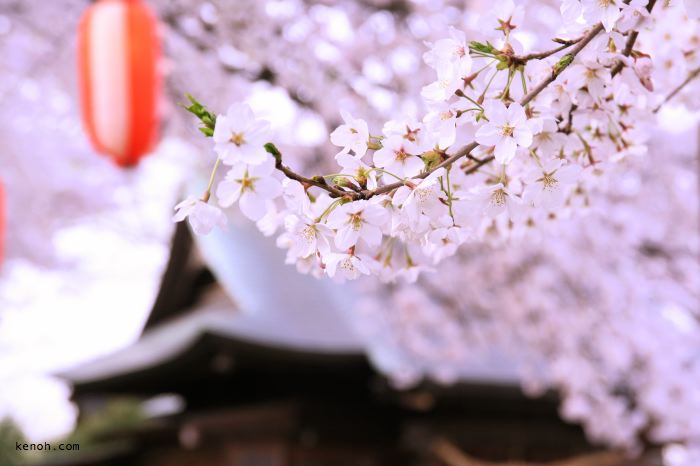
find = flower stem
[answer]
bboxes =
[445,166,455,225]
[370,167,405,182]
[201,157,222,203]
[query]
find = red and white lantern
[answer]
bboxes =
[78,0,161,167]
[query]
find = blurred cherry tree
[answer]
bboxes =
[0,0,698,461]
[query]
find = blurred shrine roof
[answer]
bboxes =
[57,223,521,399]
[51,226,600,466]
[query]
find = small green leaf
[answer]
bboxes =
[333,176,353,187]
[469,41,497,55]
[264,142,282,163]
[182,94,217,137]
[553,54,575,75]
[422,150,442,170]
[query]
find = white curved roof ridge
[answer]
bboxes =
[58,284,363,384]
[192,212,365,351]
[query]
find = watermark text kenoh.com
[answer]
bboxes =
[16,442,79,452]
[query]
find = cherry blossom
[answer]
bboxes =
[421,60,471,103]
[173,196,227,235]
[216,157,282,221]
[177,0,700,296]
[487,0,525,34]
[617,0,651,32]
[3,0,700,454]
[524,160,583,209]
[336,153,378,190]
[423,227,465,264]
[391,169,446,229]
[423,26,471,71]
[324,252,372,281]
[168,0,700,454]
[325,199,386,250]
[561,0,584,24]
[372,135,424,179]
[568,60,611,100]
[475,102,535,164]
[329,110,370,158]
[423,102,461,149]
[283,214,333,260]
[582,0,624,32]
[467,182,521,219]
[213,103,271,165]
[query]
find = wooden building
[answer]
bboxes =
[55,224,648,466]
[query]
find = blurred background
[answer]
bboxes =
[0,0,698,465]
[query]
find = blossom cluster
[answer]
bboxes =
[176,0,699,284]
[171,0,700,453]
[3,0,698,454]
[356,126,699,451]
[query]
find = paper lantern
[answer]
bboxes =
[78,0,161,167]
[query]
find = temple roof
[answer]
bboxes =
[58,222,520,397]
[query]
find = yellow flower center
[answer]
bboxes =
[395,148,409,161]
[491,188,507,207]
[230,132,245,146]
[349,213,364,231]
[539,172,558,190]
[340,257,356,272]
[238,174,256,192]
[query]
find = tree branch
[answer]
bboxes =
[653,67,700,113]
[264,144,350,198]
[514,39,580,63]
[355,24,607,199]
[196,22,608,201]
[610,0,658,77]
[522,24,605,106]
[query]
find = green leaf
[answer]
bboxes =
[182,94,217,137]
[264,142,282,163]
[553,54,575,75]
[333,176,353,187]
[421,150,442,170]
[469,41,497,55]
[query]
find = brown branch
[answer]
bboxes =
[521,23,605,107]
[360,24,606,198]
[267,146,350,198]
[514,40,580,62]
[464,155,495,175]
[358,142,479,198]
[653,67,700,113]
[241,23,607,202]
[610,0,658,77]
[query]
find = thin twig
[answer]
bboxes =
[521,24,604,107]
[254,23,607,201]
[360,24,605,199]
[270,150,349,198]
[610,0,658,77]
[514,40,580,62]
[653,67,700,113]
